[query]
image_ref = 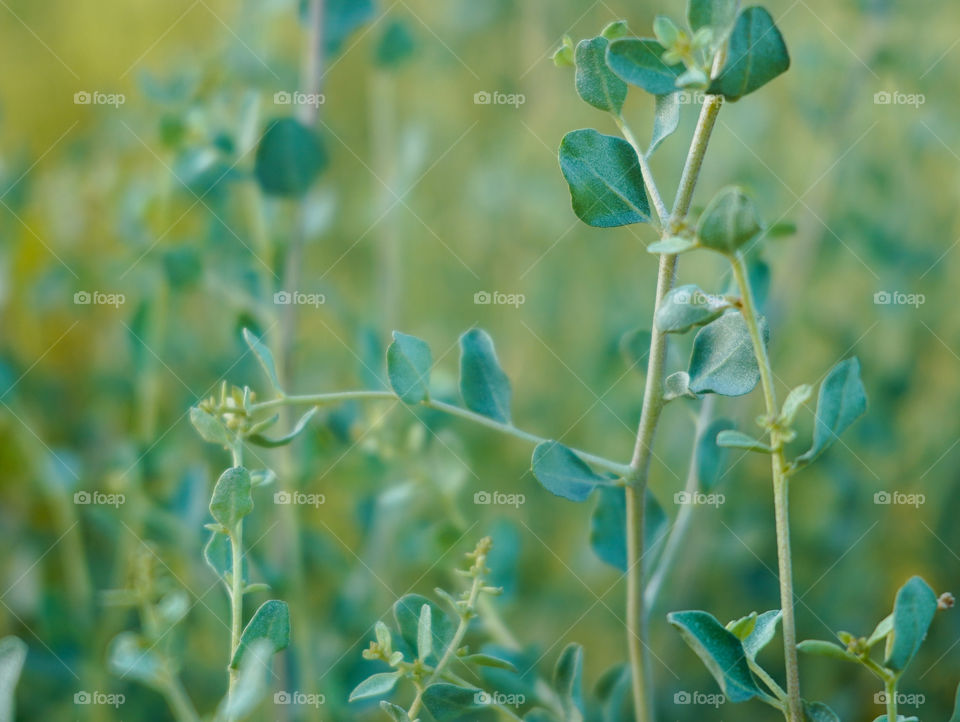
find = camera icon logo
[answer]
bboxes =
[674,491,691,505]
[873,291,891,304]
[274,291,292,305]
[274,491,292,505]
[474,691,493,705]
[874,491,891,505]
[74,291,91,304]
[474,491,491,504]
[74,91,92,105]
[274,91,292,105]
[474,91,492,105]
[874,91,892,105]
[674,691,692,704]
[274,691,291,704]
[74,491,91,504]
[474,291,491,304]
[74,691,92,704]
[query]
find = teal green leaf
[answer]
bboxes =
[230,600,290,668]
[743,610,781,659]
[649,93,680,156]
[190,407,233,447]
[324,0,375,55]
[219,638,273,720]
[708,7,790,101]
[348,671,402,702]
[380,701,413,721]
[459,328,512,423]
[107,632,165,687]
[594,664,632,722]
[655,284,729,334]
[394,595,455,663]
[796,358,867,465]
[696,419,736,492]
[0,636,27,722]
[796,640,859,663]
[590,486,666,571]
[204,532,247,585]
[417,604,432,661]
[375,18,416,67]
[248,407,317,448]
[664,371,695,401]
[255,118,327,197]
[421,683,484,722]
[688,312,765,397]
[606,39,686,95]
[716,429,773,453]
[780,384,813,426]
[803,701,841,722]
[647,235,698,254]
[575,37,627,113]
[462,653,517,672]
[558,129,651,227]
[209,467,253,530]
[554,643,585,718]
[688,0,738,38]
[885,576,937,672]
[532,441,607,502]
[697,187,763,254]
[242,328,281,392]
[387,331,432,403]
[667,610,763,702]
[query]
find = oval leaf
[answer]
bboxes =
[421,683,484,722]
[242,328,281,392]
[255,118,327,197]
[558,129,651,227]
[554,643,585,718]
[688,312,765,397]
[532,441,607,502]
[590,486,666,571]
[209,467,253,530]
[688,0,738,39]
[796,639,859,664]
[387,331,432,404]
[649,93,680,157]
[697,187,763,255]
[349,671,402,702]
[230,600,290,668]
[459,328,512,423]
[885,576,937,672]
[743,610,781,659]
[606,38,685,95]
[716,429,773,454]
[190,407,233,447]
[803,701,841,722]
[708,7,790,101]
[575,36,627,113]
[796,357,867,465]
[655,284,729,334]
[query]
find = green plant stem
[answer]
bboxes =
[730,252,802,722]
[623,87,724,722]
[162,674,201,722]
[885,678,898,721]
[249,392,631,476]
[615,115,668,224]
[225,523,244,720]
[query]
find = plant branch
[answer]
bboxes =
[615,115,668,224]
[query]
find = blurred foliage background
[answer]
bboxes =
[0,0,958,719]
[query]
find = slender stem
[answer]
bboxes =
[225,523,244,720]
[730,253,802,722]
[623,87,725,722]
[749,657,787,701]
[162,674,201,722]
[248,392,632,476]
[615,115,668,224]
[885,678,898,721]
[644,396,714,610]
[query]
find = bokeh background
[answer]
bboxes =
[0,0,958,719]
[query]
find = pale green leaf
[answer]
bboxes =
[459,328,512,423]
[387,331,432,403]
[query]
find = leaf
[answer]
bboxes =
[459,328,512,423]
[248,408,317,448]
[254,118,327,197]
[209,467,253,530]
[394,595,455,663]
[230,600,290,668]
[203,532,247,584]
[950,682,960,722]
[417,604,433,661]
[108,632,165,687]
[667,610,763,702]
[594,664,632,722]
[375,18,416,67]
[532,441,608,502]
[218,638,274,720]
[803,701,841,722]
[0,636,27,722]
[325,0,375,55]
[780,384,813,426]
[709,7,790,101]
[796,358,867,465]
[697,187,763,255]
[655,284,729,334]
[190,407,233,447]
[554,643,585,719]
[558,129,651,227]
[606,38,686,95]
[696,419,736,492]
[462,653,517,672]
[885,576,938,672]
[575,36,627,113]
[663,371,696,401]
[716,429,773,453]
[348,672,402,702]
[380,701,413,721]
[688,0,738,39]
[647,235,698,254]
[688,312,765,397]
[796,640,859,663]
[867,614,892,647]
[387,331,432,404]
[649,93,680,156]
[242,328,281,392]
[743,610,782,659]
[590,486,666,571]
[726,613,757,640]
[421,683,484,722]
